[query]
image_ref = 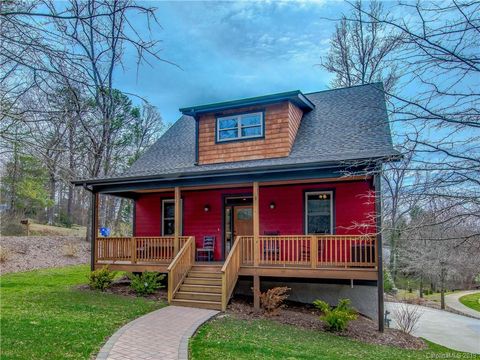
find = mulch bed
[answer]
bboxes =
[78,276,168,301]
[226,297,427,350]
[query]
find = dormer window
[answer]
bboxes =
[217,112,264,142]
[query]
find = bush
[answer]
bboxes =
[391,302,423,334]
[128,272,165,296]
[313,298,358,332]
[0,216,26,236]
[88,266,116,291]
[256,286,290,315]
[62,243,78,257]
[383,268,396,293]
[0,245,11,262]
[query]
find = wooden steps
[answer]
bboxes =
[170,263,223,310]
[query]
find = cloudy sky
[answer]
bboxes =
[115,1,352,123]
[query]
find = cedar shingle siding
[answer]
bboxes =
[198,102,303,164]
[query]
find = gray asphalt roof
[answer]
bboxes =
[122,83,397,178]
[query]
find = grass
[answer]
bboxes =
[459,292,480,312]
[190,317,477,360]
[0,265,164,359]
[29,223,87,237]
[395,289,457,302]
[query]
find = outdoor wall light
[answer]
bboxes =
[204,204,210,212]
[269,202,276,209]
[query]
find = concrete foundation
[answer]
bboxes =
[235,278,378,321]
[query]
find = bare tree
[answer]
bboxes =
[321,0,402,92]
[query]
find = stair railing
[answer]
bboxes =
[167,236,195,303]
[221,236,242,311]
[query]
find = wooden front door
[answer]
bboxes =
[233,205,253,237]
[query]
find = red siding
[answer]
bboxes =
[134,180,376,261]
[259,181,376,235]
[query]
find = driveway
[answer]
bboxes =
[446,290,480,319]
[386,302,480,354]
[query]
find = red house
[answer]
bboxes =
[75,83,397,330]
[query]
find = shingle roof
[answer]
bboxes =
[123,83,397,178]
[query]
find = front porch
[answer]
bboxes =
[90,176,381,312]
[95,234,378,279]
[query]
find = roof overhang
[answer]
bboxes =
[71,157,393,197]
[179,90,315,117]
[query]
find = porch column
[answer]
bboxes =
[90,192,98,271]
[253,182,260,267]
[174,186,181,255]
[374,172,385,332]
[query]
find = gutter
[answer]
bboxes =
[71,156,395,188]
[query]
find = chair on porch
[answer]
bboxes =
[263,230,280,261]
[196,236,215,261]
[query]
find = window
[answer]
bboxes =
[217,112,263,142]
[305,191,333,234]
[162,199,182,235]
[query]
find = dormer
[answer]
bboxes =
[180,91,315,165]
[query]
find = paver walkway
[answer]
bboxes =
[446,290,480,319]
[386,302,480,354]
[96,306,218,360]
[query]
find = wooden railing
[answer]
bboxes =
[221,236,242,311]
[238,235,377,269]
[95,236,191,264]
[167,236,195,303]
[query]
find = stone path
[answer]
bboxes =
[386,302,480,354]
[446,290,480,319]
[96,306,218,360]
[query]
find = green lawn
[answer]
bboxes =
[0,265,164,359]
[190,317,477,360]
[459,292,480,312]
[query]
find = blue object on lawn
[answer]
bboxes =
[100,227,110,237]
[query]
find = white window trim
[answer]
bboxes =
[216,112,264,142]
[304,191,334,235]
[161,199,182,236]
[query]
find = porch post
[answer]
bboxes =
[174,186,181,255]
[90,192,98,271]
[253,182,260,267]
[374,172,385,332]
[253,274,260,310]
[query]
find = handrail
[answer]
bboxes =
[238,234,377,269]
[221,236,242,311]
[95,236,190,264]
[167,236,195,303]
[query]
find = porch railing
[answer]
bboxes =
[239,235,377,269]
[95,236,191,264]
[221,236,242,311]
[167,236,195,302]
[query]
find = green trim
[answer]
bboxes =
[179,90,315,116]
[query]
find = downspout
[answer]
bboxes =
[374,169,385,332]
[194,114,199,165]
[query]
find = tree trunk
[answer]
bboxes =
[48,173,56,225]
[440,267,446,310]
[419,277,424,298]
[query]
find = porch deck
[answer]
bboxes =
[95,234,378,310]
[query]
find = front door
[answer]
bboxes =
[224,197,253,258]
[234,206,254,237]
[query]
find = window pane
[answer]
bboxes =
[164,220,175,235]
[237,208,252,220]
[241,114,261,126]
[308,215,330,234]
[219,129,238,140]
[241,126,262,137]
[219,118,238,129]
[307,193,331,234]
[164,203,174,218]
